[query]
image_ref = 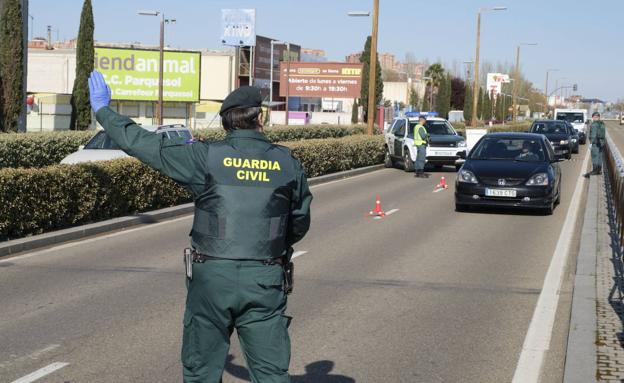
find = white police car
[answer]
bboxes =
[60,124,194,165]
[384,112,467,172]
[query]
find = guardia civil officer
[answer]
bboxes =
[413,115,429,178]
[584,111,606,178]
[88,71,312,383]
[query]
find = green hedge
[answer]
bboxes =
[0,131,96,169]
[0,135,384,239]
[0,124,366,169]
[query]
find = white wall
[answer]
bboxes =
[270,111,353,125]
[28,50,76,94]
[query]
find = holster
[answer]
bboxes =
[183,248,193,280]
[282,247,295,295]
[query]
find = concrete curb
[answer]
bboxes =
[563,175,598,383]
[0,164,384,258]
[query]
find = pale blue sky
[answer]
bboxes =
[29,0,623,101]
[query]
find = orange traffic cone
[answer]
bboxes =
[368,195,386,217]
[435,176,448,190]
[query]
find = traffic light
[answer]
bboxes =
[572,84,578,92]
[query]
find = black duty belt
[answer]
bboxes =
[191,251,284,266]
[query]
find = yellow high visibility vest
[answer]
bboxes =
[413,124,427,146]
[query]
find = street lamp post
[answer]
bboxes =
[471,6,507,128]
[138,10,175,126]
[269,40,287,127]
[366,0,380,135]
[512,42,537,122]
[544,68,558,114]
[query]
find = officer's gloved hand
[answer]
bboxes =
[88,71,112,113]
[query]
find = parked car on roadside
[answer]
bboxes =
[60,124,194,165]
[384,112,467,172]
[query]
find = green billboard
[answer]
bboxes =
[94,47,201,102]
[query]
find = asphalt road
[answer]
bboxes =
[607,120,624,151]
[0,145,589,383]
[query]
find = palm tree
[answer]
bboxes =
[424,63,445,110]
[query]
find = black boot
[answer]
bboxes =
[594,166,602,175]
[414,170,424,178]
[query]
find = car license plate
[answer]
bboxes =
[433,150,455,156]
[485,188,517,198]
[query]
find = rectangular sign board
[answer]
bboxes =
[486,72,510,99]
[94,47,201,102]
[221,9,256,46]
[279,62,363,98]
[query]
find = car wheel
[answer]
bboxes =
[555,189,561,205]
[403,150,415,172]
[573,147,579,154]
[455,203,469,212]
[566,153,572,160]
[384,150,394,168]
[542,202,554,215]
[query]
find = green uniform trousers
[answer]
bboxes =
[181,259,291,383]
[591,143,603,168]
[415,145,427,171]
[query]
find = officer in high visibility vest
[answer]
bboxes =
[584,111,606,178]
[413,115,429,178]
[88,71,312,383]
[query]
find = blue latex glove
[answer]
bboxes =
[88,71,112,113]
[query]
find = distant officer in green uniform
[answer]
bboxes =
[413,115,429,178]
[88,71,312,383]
[584,111,606,178]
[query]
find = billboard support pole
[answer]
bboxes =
[249,46,254,86]
[285,43,290,126]
[269,42,274,127]
[157,14,165,125]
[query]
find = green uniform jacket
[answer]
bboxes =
[590,120,606,146]
[95,107,312,257]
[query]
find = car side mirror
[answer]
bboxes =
[78,145,85,151]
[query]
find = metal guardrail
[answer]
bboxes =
[604,132,624,249]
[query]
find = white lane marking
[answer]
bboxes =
[10,362,69,383]
[373,208,399,219]
[512,149,590,382]
[292,251,307,259]
[0,344,60,369]
[0,215,193,264]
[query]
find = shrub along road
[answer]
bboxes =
[0,147,587,382]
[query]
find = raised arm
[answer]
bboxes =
[89,71,207,187]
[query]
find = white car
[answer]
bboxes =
[60,124,194,165]
[384,113,467,172]
[554,108,588,144]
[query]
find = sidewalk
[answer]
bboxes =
[565,172,624,382]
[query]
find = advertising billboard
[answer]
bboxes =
[486,73,510,99]
[221,9,256,46]
[279,62,363,98]
[94,47,201,102]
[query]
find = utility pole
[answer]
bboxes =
[285,43,291,126]
[470,11,481,128]
[366,0,379,135]
[512,45,520,122]
[157,14,164,125]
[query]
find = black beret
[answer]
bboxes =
[219,86,262,116]
[592,111,600,117]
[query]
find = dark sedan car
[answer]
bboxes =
[455,133,562,214]
[563,121,580,154]
[529,120,573,159]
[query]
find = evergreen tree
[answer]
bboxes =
[408,88,419,109]
[0,0,24,133]
[436,73,451,119]
[351,99,358,124]
[359,36,383,123]
[463,83,473,123]
[477,87,484,121]
[495,94,504,121]
[70,0,95,130]
[450,77,465,110]
[483,91,492,121]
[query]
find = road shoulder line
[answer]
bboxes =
[512,149,590,382]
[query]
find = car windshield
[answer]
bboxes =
[556,112,584,123]
[531,121,567,134]
[409,121,454,135]
[470,138,546,162]
[84,131,121,150]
